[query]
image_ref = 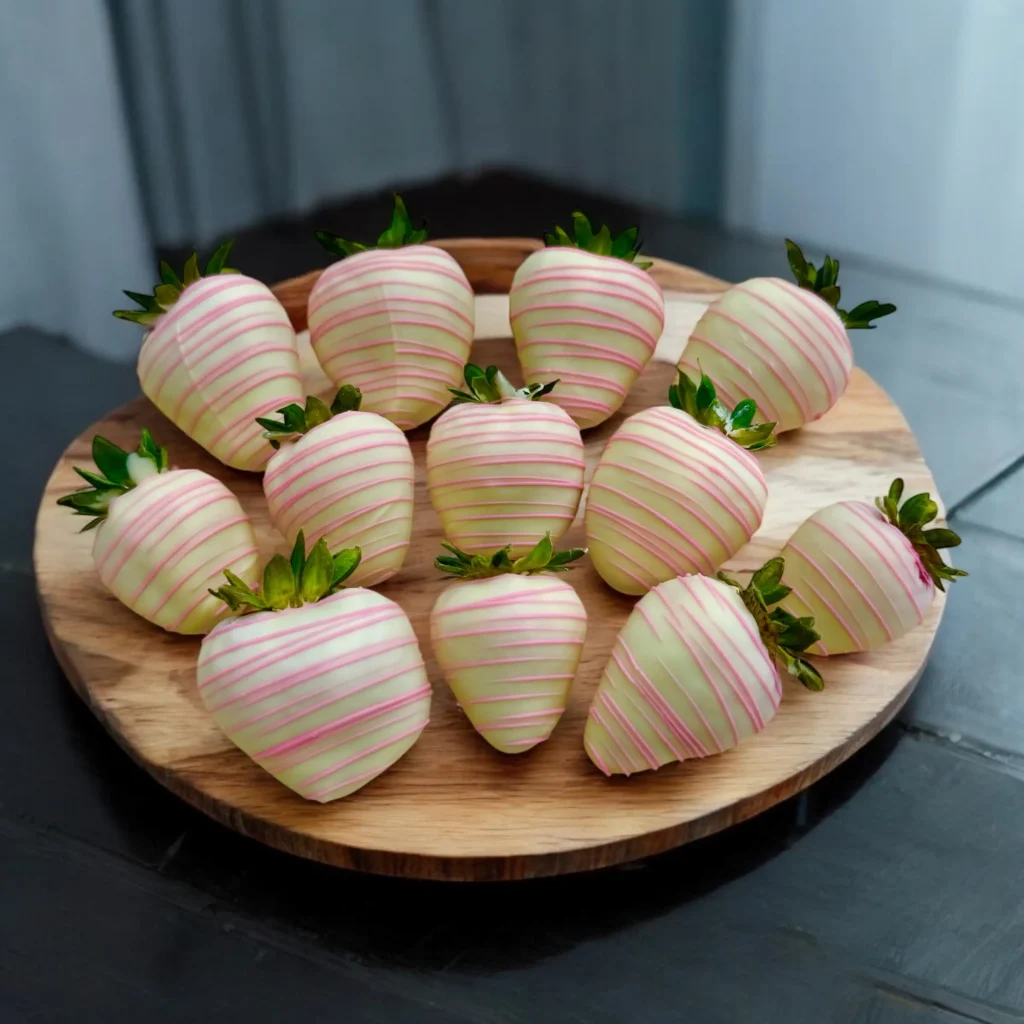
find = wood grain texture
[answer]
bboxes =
[34,240,944,881]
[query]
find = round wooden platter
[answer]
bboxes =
[34,238,945,881]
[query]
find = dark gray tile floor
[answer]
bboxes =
[5,172,1023,1023]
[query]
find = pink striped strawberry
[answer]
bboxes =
[584,559,823,776]
[426,364,585,557]
[585,370,775,595]
[118,242,303,471]
[509,212,665,429]
[200,534,431,802]
[57,430,259,634]
[310,195,475,430]
[259,385,414,588]
[431,535,587,754]
[778,478,966,655]
[680,240,896,434]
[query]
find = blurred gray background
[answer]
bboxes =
[6,0,1020,357]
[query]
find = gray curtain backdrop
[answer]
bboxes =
[1,0,725,359]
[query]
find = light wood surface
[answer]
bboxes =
[34,239,945,881]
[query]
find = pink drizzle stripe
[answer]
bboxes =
[198,591,430,802]
[426,400,584,555]
[138,276,300,470]
[96,470,257,633]
[511,251,665,427]
[308,247,473,430]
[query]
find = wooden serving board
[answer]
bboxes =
[34,239,945,881]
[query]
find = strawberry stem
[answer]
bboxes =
[543,211,652,269]
[114,240,238,327]
[718,557,824,691]
[315,193,428,259]
[209,530,362,614]
[447,364,558,404]
[435,534,586,579]
[57,430,169,530]
[669,369,777,450]
[258,386,362,449]
[784,239,896,329]
[875,478,967,591]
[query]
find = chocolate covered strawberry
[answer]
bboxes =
[200,535,431,802]
[118,242,303,471]
[680,240,895,434]
[57,430,259,634]
[779,479,966,655]
[584,559,822,776]
[509,212,665,429]
[310,195,475,430]
[259,385,414,588]
[431,535,587,753]
[585,371,775,595]
[427,365,585,557]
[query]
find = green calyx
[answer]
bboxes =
[669,369,777,451]
[875,478,967,591]
[785,239,896,330]
[544,211,652,269]
[315,193,428,259]
[436,533,586,580]
[257,386,362,449]
[210,530,361,614]
[113,240,238,327]
[448,363,558,404]
[56,429,169,530]
[719,557,824,691]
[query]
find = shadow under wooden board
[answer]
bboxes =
[34,239,945,881]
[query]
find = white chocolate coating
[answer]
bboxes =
[585,406,767,595]
[510,248,665,429]
[308,246,475,430]
[781,500,935,655]
[138,275,303,471]
[263,411,414,588]
[197,589,431,802]
[584,574,781,776]
[426,398,585,557]
[430,575,587,753]
[680,277,852,434]
[93,469,260,634]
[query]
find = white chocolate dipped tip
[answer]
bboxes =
[307,245,475,431]
[680,277,852,434]
[137,274,303,471]
[198,589,431,802]
[585,406,767,595]
[510,247,665,429]
[264,411,414,588]
[426,398,585,558]
[92,469,260,634]
[431,574,586,753]
[584,574,781,776]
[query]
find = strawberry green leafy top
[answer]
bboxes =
[57,430,169,529]
[669,369,777,451]
[543,211,652,269]
[436,534,586,580]
[785,239,896,329]
[315,194,428,258]
[719,557,824,691]
[875,478,967,591]
[113,241,238,327]
[257,386,363,449]
[448,364,558,404]
[210,531,361,614]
